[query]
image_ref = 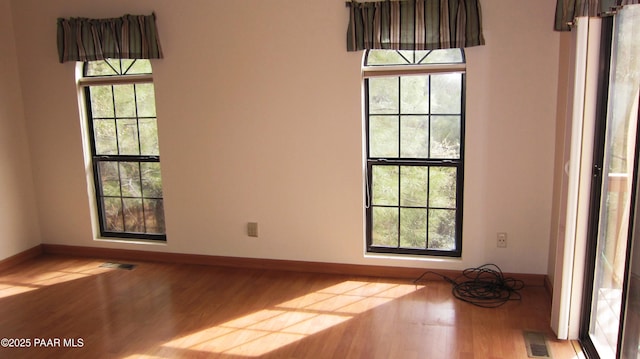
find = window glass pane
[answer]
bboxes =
[136,83,157,117]
[400,208,427,249]
[119,162,142,197]
[123,198,145,232]
[117,119,140,155]
[113,85,136,118]
[366,49,463,65]
[431,73,462,114]
[141,162,163,198]
[125,59,153,75]
[400,166,428,207]
[366,51,410,66]
[103,197,124,231]
[85,61,119,76]
[400,116,429,158]
[430,116,461,159]
[372,165,399,205]
[399,50,429,64]
[85,59,153,76]
[93,119,118,155]
[369,78,399,114]
[89,86,114,118]
[119,59,136,74]
[106,59,122,73]
[372,207,398,247]
[144,199,165,234]
[428,209,456,250]
[139,119,160,156]
[98,161,121,196]
[370,116,399,158]
[419,49,463,64]
[401,76,429,114]
[429,167,457,208]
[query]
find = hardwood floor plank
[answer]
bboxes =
[0,255,579,359]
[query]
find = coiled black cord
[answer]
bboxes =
[413,264,524,308]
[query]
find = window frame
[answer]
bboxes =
[79,60,167,241]
[364,49,466,257]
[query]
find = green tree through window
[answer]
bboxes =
[365,50,464,257]
[82,59,166,241]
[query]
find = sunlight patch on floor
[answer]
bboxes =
[158,280,419,357]
[0,262,111,299]
[0,281,42,298]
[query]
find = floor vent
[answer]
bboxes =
[523,331,551,358]
[100,262,136,270]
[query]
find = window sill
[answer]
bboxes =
[94,237,167,246]
[364,252,463,263]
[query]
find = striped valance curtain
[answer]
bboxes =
[555,0,640,30]
[57,13,163,63]
[346,0,485,51]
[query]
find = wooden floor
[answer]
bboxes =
[0,255,582,359]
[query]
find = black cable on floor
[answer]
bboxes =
[413,264,525,308]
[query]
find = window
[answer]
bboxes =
[81,59,166,241]
[364,49,465,257]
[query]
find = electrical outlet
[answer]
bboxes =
[248,222,258,237]
[497,232,507,248]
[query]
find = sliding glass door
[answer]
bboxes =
[581,5,640,358]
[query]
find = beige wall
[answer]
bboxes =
[0,0,41,261]
[8,0,561,274]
